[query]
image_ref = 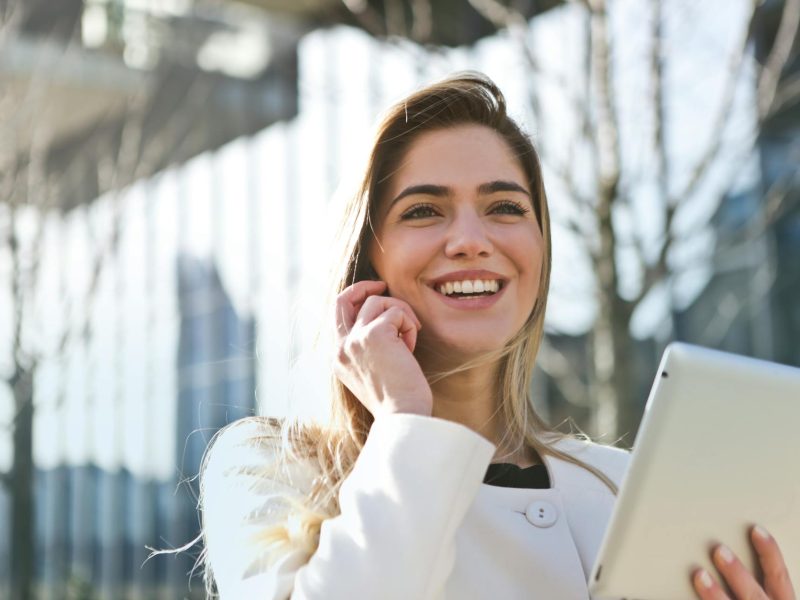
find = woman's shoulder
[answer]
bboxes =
[203,417,278,477]
[203,416,318,499]
[202,417,324,595]
[206,416,281,457]
[546,434,631,490]
[554,435,630,460]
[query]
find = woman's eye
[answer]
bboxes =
[400,204,439,219]
[491,200,530,216]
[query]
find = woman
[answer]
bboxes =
[200,73,795,599]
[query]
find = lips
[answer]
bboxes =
[428,269,508,289]
[430,270,507,310]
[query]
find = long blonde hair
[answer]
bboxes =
[199,72,618,593]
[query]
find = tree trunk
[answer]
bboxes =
[591,289,638,446]
[591,167,637,445]
[586,0,640,446]
[591,292,618,439]
[610,297,638,446]
[10,368,34,600]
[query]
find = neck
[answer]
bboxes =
[419,352,534,466]
[428,360,503,443]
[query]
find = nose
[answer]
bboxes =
[444,208,493,259]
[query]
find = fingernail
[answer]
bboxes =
[698,569,713,589]
[717,545,734,564]
[754,525,770,540]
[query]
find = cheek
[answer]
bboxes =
[509,223,543,262]
[509,230,545,298]
[371,231,433,290]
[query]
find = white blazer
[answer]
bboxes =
[204,414,630,599]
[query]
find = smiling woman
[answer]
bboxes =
[369,124,545,364]
[197,73,796,600]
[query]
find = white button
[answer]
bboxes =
[525,500,558,528]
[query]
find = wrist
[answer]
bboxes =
[377,398,433,418]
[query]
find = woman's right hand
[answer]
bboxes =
[334,280,433,418]
[692,525,795,600]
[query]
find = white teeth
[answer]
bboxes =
[436,279,502,296]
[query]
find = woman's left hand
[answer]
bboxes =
[692,525,796,599]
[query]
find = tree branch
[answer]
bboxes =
[651,0,669,209]
[410,0,433,43]
[9,204,26,372]
[44,80,151,365]
[385,0,408,38]
[627,0,672,307]
[339,0,388,38]
[551,155,594,210]
[758,0,800,120]
[555,210,594,243]
[769,70,800,115]
[674,1,759,204]
[537,338,592,408]
[0,0,24,46]
[585,0,624,320]
[468,0,593,132]
[747,156,800,238]
[697,265,778,348]
[587,0,621,187]
[645,139,798,308]
[46,73,216,368]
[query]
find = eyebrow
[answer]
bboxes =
[389,180,531,210]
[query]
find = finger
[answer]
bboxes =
[355,295,421,332]
[360,301,419,353]
[692,568,730,600]
[397,312,418,353]
[335,280,388,337]
[710,544,768,600]
[366,305,419,353]
[751,525,796,600]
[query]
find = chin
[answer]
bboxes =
[418,329,511,363]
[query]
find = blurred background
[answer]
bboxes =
[0,0,797,597]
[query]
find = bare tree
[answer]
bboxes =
[466,0,800,443]
[339,0,800,444]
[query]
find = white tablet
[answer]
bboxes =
[588,342,800,600]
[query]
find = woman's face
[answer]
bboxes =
[368,124,545,359]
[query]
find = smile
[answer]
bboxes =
[427,270,510,308]
[436,279,502,297]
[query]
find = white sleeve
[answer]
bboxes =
[203,414,496,600]
[202,418,314,599]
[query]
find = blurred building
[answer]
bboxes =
[15,255,255,598]
[677,0,800,367]
[0,0,300,210]
[1,0,299,595]
[168,255,257,594]
[757,0,800,367]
